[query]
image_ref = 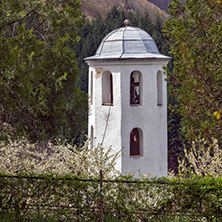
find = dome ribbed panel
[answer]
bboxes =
[96,27,159,56]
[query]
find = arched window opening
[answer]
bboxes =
[130,71,141,105]
[102,71,113,105]
[130,128,142,156]
[90,71,93,104]
[90,125,94,149]
[157,71,163,106]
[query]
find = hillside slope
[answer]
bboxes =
[81,0,168,20]
[147,0,186,12]
[147,0,172,12]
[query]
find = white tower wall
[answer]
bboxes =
[88,64,123,172]
[119,61,168,176]
[87,60,168,177]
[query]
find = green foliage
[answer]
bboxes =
[168,99,186,172]
[0,0,87,143]
[168,175,222,221]
[152,13,169,55]
[0,174,99,221]
[1,173,222,221]
[0,212,56,222]
[163,0,222,144]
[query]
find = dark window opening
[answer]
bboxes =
[90,125,94,149]
[130,128,140,156]
[102,72,113,105]
[130,71,141,105]
[110,74,113,104]
[90,71,93,104]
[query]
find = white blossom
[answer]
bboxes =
[178,137,222,176]
[0,138,121,178]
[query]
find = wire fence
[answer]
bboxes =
[1,171,222,221]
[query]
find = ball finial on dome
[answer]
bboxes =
[124,19,130,27]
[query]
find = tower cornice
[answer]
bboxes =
[85,57,171,66]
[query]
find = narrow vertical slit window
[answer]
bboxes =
[102,71,113,106]
[90,71,93,104]
[90,125,94,149]
[130,71,141,105]
[157,71,163,106]
[110,74,113,104]
[130,128,142,156]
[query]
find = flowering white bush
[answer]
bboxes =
[178,137,222,177]
[0,138,121,178]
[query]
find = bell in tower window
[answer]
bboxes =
[130,71,141,105]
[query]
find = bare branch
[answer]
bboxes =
[1,9,39,29]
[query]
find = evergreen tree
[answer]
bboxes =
[76,17,94,92]
[168,95,186,172]
[152,13,169,55]
[103,6,125,32]
[140,10,155,35]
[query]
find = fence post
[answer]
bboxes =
[100,170,104,222]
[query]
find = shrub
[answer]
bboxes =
[178,137,222,177]
[1,172,222,221]
[0,138,121,178]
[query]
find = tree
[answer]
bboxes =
[163,0,222,145]
[140,10,154,35]
[153,13,169,55]
[0,0,87,143]
[178,137,222,177]
[0,138,121,178]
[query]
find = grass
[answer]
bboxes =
[0,212,191,222]
[0,213,56,222]
[149,216,191,222]
[104,214,191,222]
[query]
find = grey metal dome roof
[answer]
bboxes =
[85,26,171,61]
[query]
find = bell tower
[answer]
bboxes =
[85,20,171,177]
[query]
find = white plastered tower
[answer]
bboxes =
[85,21,171,177]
